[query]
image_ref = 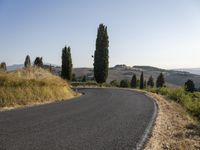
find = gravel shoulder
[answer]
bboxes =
[144,92,200,150]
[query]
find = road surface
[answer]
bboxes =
[0,88,156,150]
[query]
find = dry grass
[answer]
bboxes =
[0,67,75,108]
[144,93,200,150]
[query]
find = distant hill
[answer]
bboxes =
[7,64,23,71]
[73,65,200,88]
[174,68,200,75]
[7,63,59,71]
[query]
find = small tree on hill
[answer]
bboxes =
[61,46,73,80]
[24,55,31,68]
[131,74,137,88]
[34,57,43,67]
[147,76,154,88]
[156,73,165,88]
[0,62,7,71]
[140,72,144,89]
[184,79,195,93]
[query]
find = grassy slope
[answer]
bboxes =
[0,67,75,107]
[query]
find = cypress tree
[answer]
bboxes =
[147,76,154,88]
[131,74,137,88]
[94,24,109,83]
[34,57,43,67]
[156,73,165,88]
[24,55,31,68]
[140,72,144,89]
[61,46,72,80]
[0,62,7,71]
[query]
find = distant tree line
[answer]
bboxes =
[109,72,165,89]
[23,55,44,68]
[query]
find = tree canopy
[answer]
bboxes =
[61,46,73,80]
[94,24,109,83]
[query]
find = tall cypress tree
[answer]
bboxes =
[61,46,72,80]
[94,24,109,83]
[140,72,144,89]
[156,73,165,88]
[24,55,31,68]
[131,74,137,88]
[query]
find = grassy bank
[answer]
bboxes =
[147,87,200,120]
[0,67,75,107]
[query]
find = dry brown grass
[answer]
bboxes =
[144,93,200,150]
[0,67,75,108]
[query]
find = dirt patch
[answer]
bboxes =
[144,93,200,150]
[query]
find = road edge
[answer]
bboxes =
[124,89,158,150]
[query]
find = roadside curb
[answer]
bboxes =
[136,92,158,150]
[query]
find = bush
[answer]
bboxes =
[168,88,185,102]
[149,86,200,120]
[120,80,129,88]
[158,87,170,96]
[184,79,195,93]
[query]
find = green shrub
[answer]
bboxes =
[168,88,185,102]
[120,80,130,88]
[158,87,170,96]
[149,86,200,120]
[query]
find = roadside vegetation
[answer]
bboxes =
[0,67,75,107]
[149,87,200,120]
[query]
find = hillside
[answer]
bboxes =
[174,68,200,75]
[72,65,200,88]
[0,67,75,107]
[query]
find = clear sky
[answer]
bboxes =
[1,0,200,69]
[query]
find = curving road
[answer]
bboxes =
[0,88,156,150]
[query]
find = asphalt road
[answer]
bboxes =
[0,88,156,150]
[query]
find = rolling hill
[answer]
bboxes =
[7,64,200,88]
[73,65,200,88]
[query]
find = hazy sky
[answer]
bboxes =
[1,0,200,69]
